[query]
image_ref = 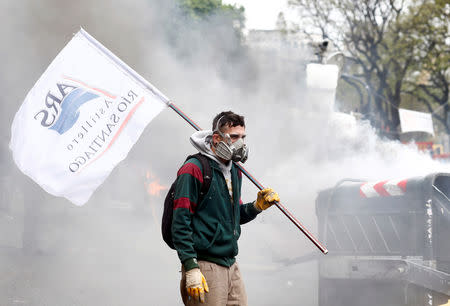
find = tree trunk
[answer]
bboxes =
[390,105,401,139]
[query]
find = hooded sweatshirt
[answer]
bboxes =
[190,130,234,199]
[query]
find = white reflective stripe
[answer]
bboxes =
[383,179,405,196]
[360,182,379,198]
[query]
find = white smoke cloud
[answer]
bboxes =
[1,0,449,305]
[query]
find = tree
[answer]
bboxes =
[276,12,288,34]
[169,0,245,49]
[179,0,244,25]
[289,0,449,138]
[166,0,248,81]
[401,0,450,133]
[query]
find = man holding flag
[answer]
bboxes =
[11,29,324,305]
[172,111,280,305]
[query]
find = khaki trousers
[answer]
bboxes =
[180,261,248,306]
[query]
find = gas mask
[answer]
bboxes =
[214,133,249,163]
[213,120,249,163]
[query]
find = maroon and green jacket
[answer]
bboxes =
[172,156,260,271]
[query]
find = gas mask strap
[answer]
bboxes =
[213,115,227,138]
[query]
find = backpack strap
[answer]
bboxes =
[185,153,212,203]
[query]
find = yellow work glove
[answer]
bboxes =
[185,268,209,303]
[254,188,280,211]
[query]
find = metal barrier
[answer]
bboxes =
[316,173,450,306]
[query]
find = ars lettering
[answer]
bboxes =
[34,83,77,127]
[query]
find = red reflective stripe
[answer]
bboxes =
[374,180,390,197]
[177,162,203,184]
[174,197,197,213]
[359,183,367,198]
[397,179,407,192]
[359,190,366,198]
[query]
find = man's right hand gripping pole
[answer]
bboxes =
[186,268,209,303]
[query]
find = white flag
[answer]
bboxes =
[399,108,434,135]
[10,28,169,205]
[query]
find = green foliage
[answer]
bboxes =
[165,0,249,83]
[178,0,245,29]
[179,0,223,18]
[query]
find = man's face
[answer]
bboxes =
[213,125,246,146]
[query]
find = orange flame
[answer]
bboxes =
[145,170,168,197]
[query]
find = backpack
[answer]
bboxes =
[161,153,212,249]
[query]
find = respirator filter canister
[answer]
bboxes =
[215,136,248,163]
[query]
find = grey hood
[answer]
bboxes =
[189,130,232,177]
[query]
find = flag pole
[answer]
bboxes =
[168,102,328,254]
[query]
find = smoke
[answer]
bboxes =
[1,0,449,305]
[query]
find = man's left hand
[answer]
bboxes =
[254,188,280,211]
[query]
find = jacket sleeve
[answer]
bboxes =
[239,201,260,224]
[171,158,203,271]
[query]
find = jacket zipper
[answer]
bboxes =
[217,167,237,237]
[230,171,236,237]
